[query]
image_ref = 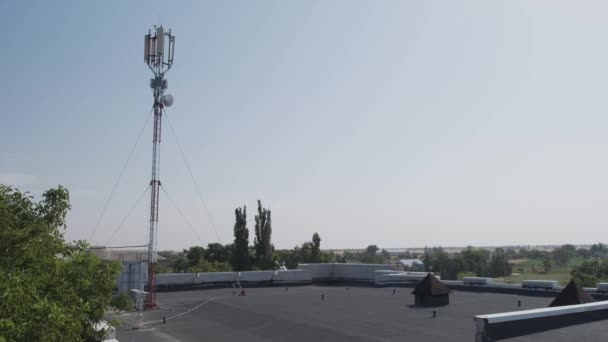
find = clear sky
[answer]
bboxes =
[2,0,608,250]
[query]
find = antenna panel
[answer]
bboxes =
[156,27,164,64]
[144,34,151,63]
[170,36,175,63]
[150,36,157,64]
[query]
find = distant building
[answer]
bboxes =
[411,273,449,307]
[398,259,424,271]
[87,247,165,295]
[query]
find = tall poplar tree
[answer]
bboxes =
[231,206,250,271]
[254,200,274,269]
[311,233,321,263]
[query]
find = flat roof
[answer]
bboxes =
[113,286,606,341]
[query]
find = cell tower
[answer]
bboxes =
[144,25,175,309]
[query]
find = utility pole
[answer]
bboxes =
[144,25,175,309]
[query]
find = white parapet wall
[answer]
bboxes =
[156,270,313,288]
[239,270,275,282]
[297,263,335,279]
[272,270,312,283]
[474,301,608,341]
[333,263,397,281]
[195,272,237,284]
[156,273,196,286]
[375,269,402,275]
[441,280,464,286]
[463,277,494,286]
[521,280,559,289]
[297,263,397,282]
[375,271,438,284]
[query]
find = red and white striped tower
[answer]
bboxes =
[143,25,175,309]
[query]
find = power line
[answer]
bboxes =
[105,185,151,246]
[162,108,222,243]
[160,184,205,246]
[89,107,154,243]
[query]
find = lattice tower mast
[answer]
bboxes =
[143,25,175,309]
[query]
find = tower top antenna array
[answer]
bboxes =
[145,25,175,74]
[144,25,175,309]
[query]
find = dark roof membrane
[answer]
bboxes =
[412,273,449,296]
[549,279,595,307]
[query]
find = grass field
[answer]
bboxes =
[493,258,584,285]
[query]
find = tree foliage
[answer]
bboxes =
[205,243,231,264]
[110,292,135,312]
[254,200,274,269]
[488,248,511,278]
[275,233,336,269]
[0,185,121,341]
[542,257,553,273]
[590,243,608,257]
[571,258,608,287]
[339,246,391,264]
[185,246,206,269]
[231,206,250,271]
[424,246,513,280]
[311,233,321,263]
[552,244,576,266]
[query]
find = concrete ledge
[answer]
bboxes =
[442,281,560,297]
[156,273,196,286]
[375,272,437,285]
[475,301,608,341]
[522,280,559,289]
[463,277,494,285]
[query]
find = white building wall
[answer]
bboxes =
[297,263,335,279]
[272,270,312,282]
[333,263,396,281]
[239,270,275,282]
[116,261,147,294]
[195,272,237,284]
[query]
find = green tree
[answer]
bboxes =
[366,245,379,256]
[311,233,321,263]
[300,242,314,263]
[457,271,476,280]
[552,244,576,266]
[110,292,135,311]
[321,250,336,263]
[571,258,608,287]
[576,248,592,259]
[205,243,231,264]
[0,185,122,341]
[185,246,206,269]
[542,257,553,273]
[430,247,460,279]
[423,247,434,272]
[461,247,490,277]
[171,254,190,273]
[489,248,512,278]
[231,206,250,271]
[276,248,297,269]
[590,243,608,257]
[360,245,379,263]
[253,200,274,269]
[381,249,391,262]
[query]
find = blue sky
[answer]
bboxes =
[2,1,608,250]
